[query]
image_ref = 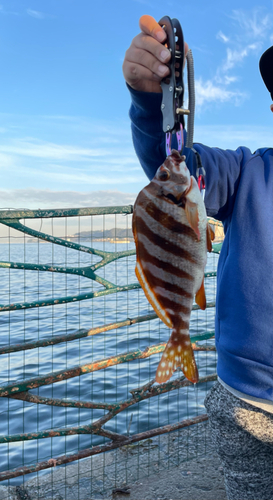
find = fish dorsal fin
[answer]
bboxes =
[185,199,200,240]
[195,278,206,310]
[135,262,172,329]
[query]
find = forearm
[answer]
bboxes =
[129,85,166,179]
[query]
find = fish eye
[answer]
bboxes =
[157,167,170,181]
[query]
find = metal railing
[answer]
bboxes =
[0,206,222,482]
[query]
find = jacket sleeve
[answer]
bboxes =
[191,143,248,221]
[128,85,250,222]
[128,84,166,180]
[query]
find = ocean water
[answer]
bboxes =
[0,233,219,485]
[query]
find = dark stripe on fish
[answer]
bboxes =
[134,215,198,264]
[137,240,194,281]
[154,293,192,317]
[143,268,193,299]
[144,200,197,239]
[169,317,190,331]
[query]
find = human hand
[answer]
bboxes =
[122,15,188,93]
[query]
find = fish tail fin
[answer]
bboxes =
[155,330,199,384]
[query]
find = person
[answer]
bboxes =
[122,14,273,500]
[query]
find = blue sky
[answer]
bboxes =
[1,0,273,209]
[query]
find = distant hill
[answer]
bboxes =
[73,227,134,241]
[27,227,134,243]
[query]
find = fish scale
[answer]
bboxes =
[133,150,212,384]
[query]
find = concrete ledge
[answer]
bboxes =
[0,422,226,500]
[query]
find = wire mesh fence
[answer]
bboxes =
[0,206,222,499]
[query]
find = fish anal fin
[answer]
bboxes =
[155,331,199,384]
[195,278,206,310]
[185,200,200,240]
[135,262,172,329]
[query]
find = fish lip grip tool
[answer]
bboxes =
[159,16,187,156]
[159,16,205,196]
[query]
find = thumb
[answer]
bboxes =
[139,14,167,43]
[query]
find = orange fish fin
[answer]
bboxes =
[135,262,172,329]
[132,212,138,244]
[206,224,212,252]
[195,278,206,310]
[206,223,215,252]
[185,200,200,240]
[156,331,199,384]
[209,223,215,241]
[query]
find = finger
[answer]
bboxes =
[134,33,171,65]
[139,14,166,43]
[126,47,170,79]
[124,61,165,84]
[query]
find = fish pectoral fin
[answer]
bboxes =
[185,199,200,240]
[209,223,215,241]
[206,223,215,252]
[195,278,206,310]
[155,332,199,384]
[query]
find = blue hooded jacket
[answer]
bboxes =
[128,85,273,401]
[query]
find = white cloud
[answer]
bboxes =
[221,8,272,71]
[132,0,155,5]
[12,165,143,186]
[0,139,109,161]
[222,47,249,72]
[0,152,16,168]
[220,9,272,74]
[196,7,273,110]
[222,43,263,72]
[217,31,229,43]
[0,111,150,198]
[0,189,137,209]
[195,78,246,108]
[0,5,19,15]
[229,9,272,41]
[0,154,142,188]
[26,9,45,19]
[194,124,273,152]
[220,75,238,85]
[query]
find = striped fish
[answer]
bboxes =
[133,150,212,384]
